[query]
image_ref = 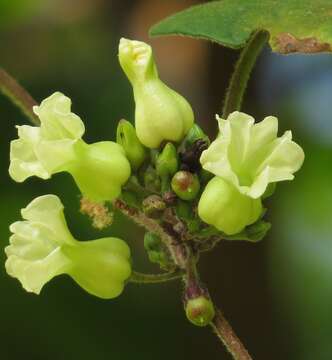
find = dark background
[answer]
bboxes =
[1,1,332,359]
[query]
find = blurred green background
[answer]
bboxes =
[1,1,332,359]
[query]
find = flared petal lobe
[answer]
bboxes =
[200,111,304,198]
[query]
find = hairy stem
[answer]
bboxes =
[222,30,269,118]
[113,199,187,269]
[130,270,183,284]
[0,68,39,125]
[211,308,253,360]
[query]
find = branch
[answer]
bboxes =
[222,30,269,118]
[0,68,39,125]
[130,270,183,284]
[113,199,187,269]
[211,309,253,360]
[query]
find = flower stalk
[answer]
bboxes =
[222,30,269,118]
[0,68,39,125]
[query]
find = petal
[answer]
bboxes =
[5,248,70,294]
[200,116,239,189]
[247,131,305,198]
[9,126,50,181]
[247,116,278,159]
[226,112,255,172]
[34,92,85,140]
[35,139,79,174]
[20,195,75,245]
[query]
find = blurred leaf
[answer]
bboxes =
[150,0,332,54]
[0,0,41,28]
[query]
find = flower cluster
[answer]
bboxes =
[5,38,304,306]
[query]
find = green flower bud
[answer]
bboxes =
[143,165,161,192]
[171,171,200,201]
[182,124,210,148]
[116,119,147,170]
[144,232,161,251]
[185,296,215,327]
[5,195,131,299]
[144,232,170,268]
[156,143,178,178]
[118,38,194,148]
[9,92,131,202]
[198,177,262,235]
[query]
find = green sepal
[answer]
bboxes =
[116,119,147,171]
[156,143,178,178]
[262,183,277,199]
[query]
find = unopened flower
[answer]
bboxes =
[118,38,194,148]
[5,195,131,299]
[200,112,305,199]
[9,92,131,202]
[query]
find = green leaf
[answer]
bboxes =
[150,0,332,54]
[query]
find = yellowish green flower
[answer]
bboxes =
[118,38,194,148]
[200,112,305,199]
[9,92,131,202]
[198,112,304,234]
[5,195,131,299]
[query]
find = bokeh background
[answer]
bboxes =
[1,1,332,359]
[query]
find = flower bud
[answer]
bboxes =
[185,296,215,327]
[182,124,210,148]
[5,195,131,299]
[198,177,262,235]
[171,171,200,201]
[156,143,178,178]
[142,195,166,218]
[143,165,161,192]
[118,38,194,148]
[144,232,161,251]
[144,232,170,268]
[116,119,147,170]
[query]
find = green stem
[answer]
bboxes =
[0,68,39,125]
[222,30,269,118]
[130,270,183,284]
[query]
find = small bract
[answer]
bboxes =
[5,195,132,299]
[118,38,194,148]
[9,92,131,202]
